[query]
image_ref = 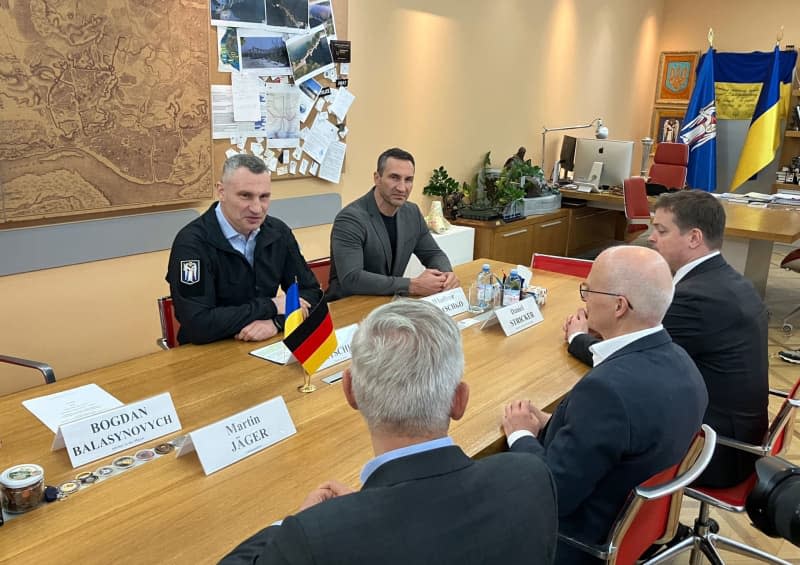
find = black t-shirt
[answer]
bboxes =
[380,212,398,271]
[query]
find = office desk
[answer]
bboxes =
[560,188,800,296]
[0,260,586,564]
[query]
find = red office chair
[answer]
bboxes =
[622,177,652,239]
[531,253,593,278]
[649,142,689,189]
[307,257,331,293]
[560,425,717,565]
[157,296,181,350]
[780,248,800,333]
[650,377,800,565]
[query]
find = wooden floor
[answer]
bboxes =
[661,242,800,563]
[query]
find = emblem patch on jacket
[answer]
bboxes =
[180,260,200,285]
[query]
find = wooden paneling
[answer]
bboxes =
[454,210,569,265]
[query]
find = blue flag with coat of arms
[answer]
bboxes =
[680,47,717,192]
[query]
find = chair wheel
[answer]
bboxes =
[708,517,720,534]
[784,323,794,335]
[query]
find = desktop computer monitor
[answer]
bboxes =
[573,138,634,189]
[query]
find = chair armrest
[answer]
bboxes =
[715,434,770,456]
[0,355,56,384]
[636,424,717,499]
[557,533,611,560]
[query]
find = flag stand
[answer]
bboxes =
[298,372,316,393]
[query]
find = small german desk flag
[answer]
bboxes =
[282,283,338,375]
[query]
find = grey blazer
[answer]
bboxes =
[327,189,452,300]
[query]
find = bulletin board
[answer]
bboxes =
[208,0,351,188]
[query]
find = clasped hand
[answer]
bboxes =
[503,400,551,438]
[409,269,460,296]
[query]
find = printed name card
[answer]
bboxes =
[317,323,358,372]
[176,396,296,475]
[494,297,544,336]
[53,393,182,468]
[422,288,469,317]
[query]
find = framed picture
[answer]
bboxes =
[651,106,687,153]
[654,51,700,105]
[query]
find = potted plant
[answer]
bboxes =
[423,166,462,219]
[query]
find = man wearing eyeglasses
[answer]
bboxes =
[565,190,768,490]
[503,246,708,565]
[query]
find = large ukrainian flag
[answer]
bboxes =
[730,47,783,191]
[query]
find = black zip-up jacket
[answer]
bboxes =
[166,203,322,345]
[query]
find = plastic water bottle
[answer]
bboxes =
[476,263,495,311]
[502,269,523,306]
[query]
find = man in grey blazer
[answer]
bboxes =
[327,147,460,300]
[219,299,558,565]
[505,247,707,564]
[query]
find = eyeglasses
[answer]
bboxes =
[579,282,634,310]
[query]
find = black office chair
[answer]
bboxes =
[0,354,57,386]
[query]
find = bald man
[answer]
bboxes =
[503,247,708,565]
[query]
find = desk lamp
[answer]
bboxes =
[541,118,609,182]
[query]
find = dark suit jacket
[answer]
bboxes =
[219,446,558,565]
[327,189,452,300]
[568,254,769,488]
[517,330,708,565]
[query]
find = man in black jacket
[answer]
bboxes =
[166,155,321,345]
[565,190,768,488]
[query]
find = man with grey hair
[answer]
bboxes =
[167,154,321,345]
[565,190,768,489]
[221,299,558,565]
[504,246,708,565]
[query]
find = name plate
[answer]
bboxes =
[317,323,358,372]
[422,288,469,317]
[176,396,296,475]
[53,393,182,468]
[494,297,544,336]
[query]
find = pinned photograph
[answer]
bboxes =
[286,25,334,84]
[309,0,336,38]
[238,31,292,76]
[217,27,240,72]
[299,77,323,101]
[211,0,267,28]
[265,0,309,33]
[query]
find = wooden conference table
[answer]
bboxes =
[561,187,800,296]
[0,260,587,564]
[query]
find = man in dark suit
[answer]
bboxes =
[220,299,558,565]
[327,147,460,300]
[505,246,708,565]
[565,190,768,488]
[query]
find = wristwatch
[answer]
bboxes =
[272,316,284,332]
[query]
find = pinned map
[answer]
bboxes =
[0,1,213,222]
